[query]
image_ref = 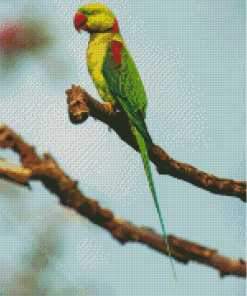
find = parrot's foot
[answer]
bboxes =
[103,102,114,115]
[103,102,115,131]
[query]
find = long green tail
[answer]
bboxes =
[131,125,177,281]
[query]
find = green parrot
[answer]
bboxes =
[74,3,176,280]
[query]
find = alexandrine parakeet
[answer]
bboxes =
[74,3,176,280]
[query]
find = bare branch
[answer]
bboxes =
[65,85,246,202]
[0,125,245,278]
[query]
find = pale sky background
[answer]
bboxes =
[0,0,245,295]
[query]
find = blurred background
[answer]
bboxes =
[0,0,245,295]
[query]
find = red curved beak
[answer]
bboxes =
[73,13,87,33]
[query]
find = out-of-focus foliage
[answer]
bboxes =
[0,6,53,70]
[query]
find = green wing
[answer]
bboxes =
[102,41,177,280]
[102,41,152,143]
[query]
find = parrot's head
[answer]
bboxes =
[73,3,118,34]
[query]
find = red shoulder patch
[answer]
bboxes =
[110,41,122,68]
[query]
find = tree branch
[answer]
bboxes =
[0,125,245,278]
[65,85,246,202]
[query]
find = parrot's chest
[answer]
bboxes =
[86,35,109,84]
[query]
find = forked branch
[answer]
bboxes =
[0,125,245,278]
